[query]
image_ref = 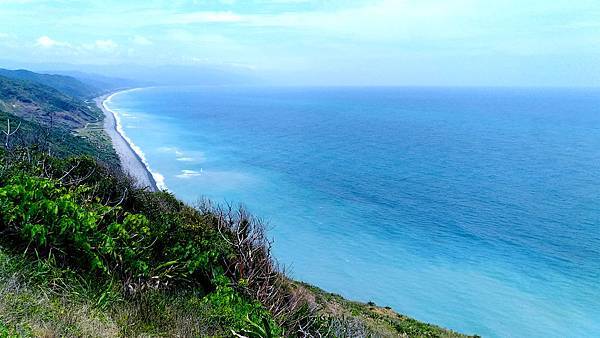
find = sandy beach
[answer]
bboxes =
[95,93,158,191]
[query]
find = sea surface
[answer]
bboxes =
[106,86,600,337]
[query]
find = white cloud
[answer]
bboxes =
[94,39,118,50]
[133,35,152,45]
[80,39,118,53]
[167,30,234,44]
[154,0,476,43]
[166,11,243,24]
[34,36,119,53]
[249,0,474,39]
[35,35,68,48]
[192,58,257,70]
[564,20,600,29]
[0,0,39,3]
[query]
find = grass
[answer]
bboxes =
[0,247,118,337]
[74,119,117,164]
[0,247,263,337]
[0,111,119,167]
[0,151,286,337]
[296,282,477,338]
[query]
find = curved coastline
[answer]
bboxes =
[95,89,164,191]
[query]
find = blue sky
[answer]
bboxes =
[1,0,599,85]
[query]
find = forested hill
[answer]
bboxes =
[0,75,100,130]
[0,73,118,166]
[0,68,101,99]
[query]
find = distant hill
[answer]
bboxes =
[0,68,101,99]
[48,70,142,93]
[0,74,118,166]
[20,62,257,86]
[0,75,100,130]
[0,109,118,165]
[109,64,257,86]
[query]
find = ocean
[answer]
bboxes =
[105,86,600,337]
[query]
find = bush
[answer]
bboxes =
[0,151,314,336]
[0,175,146,278]
[0,322,11,338]
[206,273,283,337]
[0,174,230,293]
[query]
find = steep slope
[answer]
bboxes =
[0,75,100,130]
[0,68,475,337]
[0,73,118,166]
[0,111,118,166]
[0,150,473,337]
[0,68,101,99]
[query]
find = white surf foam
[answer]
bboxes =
[103,89,168,191]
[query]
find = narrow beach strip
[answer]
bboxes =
[95,89,163,191]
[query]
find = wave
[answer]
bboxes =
[103,89,168,191]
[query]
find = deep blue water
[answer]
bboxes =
[107,86,600,337]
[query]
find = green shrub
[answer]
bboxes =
[0,175,141,277]
[0,150,311,336]
[206,273,283,337]
[0,175,226,291]
[0,321,26,338]
[0,322,10,338]
[0,173,283,335]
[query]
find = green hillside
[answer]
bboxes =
[0,75,102,130]
[0,69,101,99]
[0,110,117,167]
[0,69,474,337]
[0,75,116,167]
[0,148,472,337]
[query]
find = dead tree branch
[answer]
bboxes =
[2,119,21,149]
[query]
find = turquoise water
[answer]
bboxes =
[107,86,600,337]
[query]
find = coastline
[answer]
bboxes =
[95,90,160,192]
[90,87,473,337]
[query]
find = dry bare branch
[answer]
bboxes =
[2,119,21,149]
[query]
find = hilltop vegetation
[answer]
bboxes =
[0,69,473,337]
[0,111,117,167]
[0,75,117,167]
[0,149,291,336]
[0,148,471,337]
[0,69,102,99]
[0,75,100,130]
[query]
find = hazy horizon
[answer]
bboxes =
[1,0,600,86]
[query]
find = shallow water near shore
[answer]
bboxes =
[106,86,600,337]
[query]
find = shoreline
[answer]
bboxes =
[95,89,161,192]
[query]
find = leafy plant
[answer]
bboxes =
[0,174,221,290]
[233,315,278,338]
[0,322,10,338]
[206,274,283,337]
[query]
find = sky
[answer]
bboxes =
[1,0,600,86]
